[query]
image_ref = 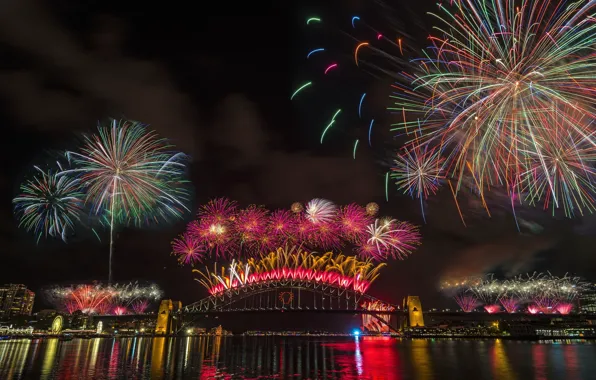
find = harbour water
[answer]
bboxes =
[1,336,595,379]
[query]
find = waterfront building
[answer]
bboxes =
[580,283,596,313]
[0,284,35,318]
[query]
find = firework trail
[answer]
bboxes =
[174,198,420,263]
[64,119,190,283]
[13,164,85,242]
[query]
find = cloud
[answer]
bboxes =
[207,93,381,205]
[0,0,198,155]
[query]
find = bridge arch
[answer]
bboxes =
[184,279,397,314]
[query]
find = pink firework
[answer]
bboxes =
[293,214,316,245]
[361,219,421,260]
[235,205,269,245]
[113,306,127,315]
[131,299,149,314]
[556,303,573,315]
[337,204,371,243]
[171,232,205,265]
[198,197,238,224]
[268,209,297,241]
[188,218,237,259]
[484,304,501,314]
[499,297,519,313]
[311,221,343,250]
[305,198,337,224]
[454,295,479,313]
[527,305,540,314]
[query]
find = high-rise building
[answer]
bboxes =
[580,284,596,313]
[0,284,35,318]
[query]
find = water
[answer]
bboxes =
[0,336,595,379]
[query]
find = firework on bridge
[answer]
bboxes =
[172,198,420,263]
[13,163,85,243]
[361,300,395,333]
[443,273,589,315]
[294,2,596,224]
[45,282,163,315]
[63,119,190,283]
[193,246,386,296]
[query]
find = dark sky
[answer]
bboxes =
[0,0,595,312]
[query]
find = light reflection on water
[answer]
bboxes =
[0,337,595,379]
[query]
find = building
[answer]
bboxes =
[580,284,596,313]
[0,284,35,318]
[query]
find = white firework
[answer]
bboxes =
[305,198,337,224]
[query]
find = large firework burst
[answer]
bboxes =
[13,165,85,242]
[391,0,596,217]
[63,119,190,282]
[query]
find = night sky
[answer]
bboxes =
[0,0,595,312]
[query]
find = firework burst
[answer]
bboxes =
[13,165,84,242]
[305,198,337,224]
[391,0,596,218]
[171,232,206,265]
[174,198,421,262]
[63,119,189,282]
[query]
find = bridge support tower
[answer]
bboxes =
[402,296,425,328]
[155,299,182,335]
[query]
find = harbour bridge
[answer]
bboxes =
[149,278,425,335]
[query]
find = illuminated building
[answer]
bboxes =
[580,284,596,313]
[403,296,425,327]
[0,284,35,318]
[155,299,182,335]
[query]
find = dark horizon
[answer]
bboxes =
[1,0,596,315]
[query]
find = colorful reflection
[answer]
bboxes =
[0,337,595,378]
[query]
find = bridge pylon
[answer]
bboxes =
[403,296,425,328]
[155,299,182,335]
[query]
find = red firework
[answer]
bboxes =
[268,209,297,240]
[131,299,150,314]
[556,303,573,315]
[113,306,127,315]
[293,214,316,244]
[454,295,479,313]
[337,204,371,243]
[174,198,421,262]
[235,205,269,251]
[527,305,540,314]
[361,219,421,260]
[484,304,501,314]
[198,197,238,224]
[310,222,343,250]
[499,297,519,313]
[171,232,205,265]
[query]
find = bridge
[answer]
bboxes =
[146,279,425,334]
